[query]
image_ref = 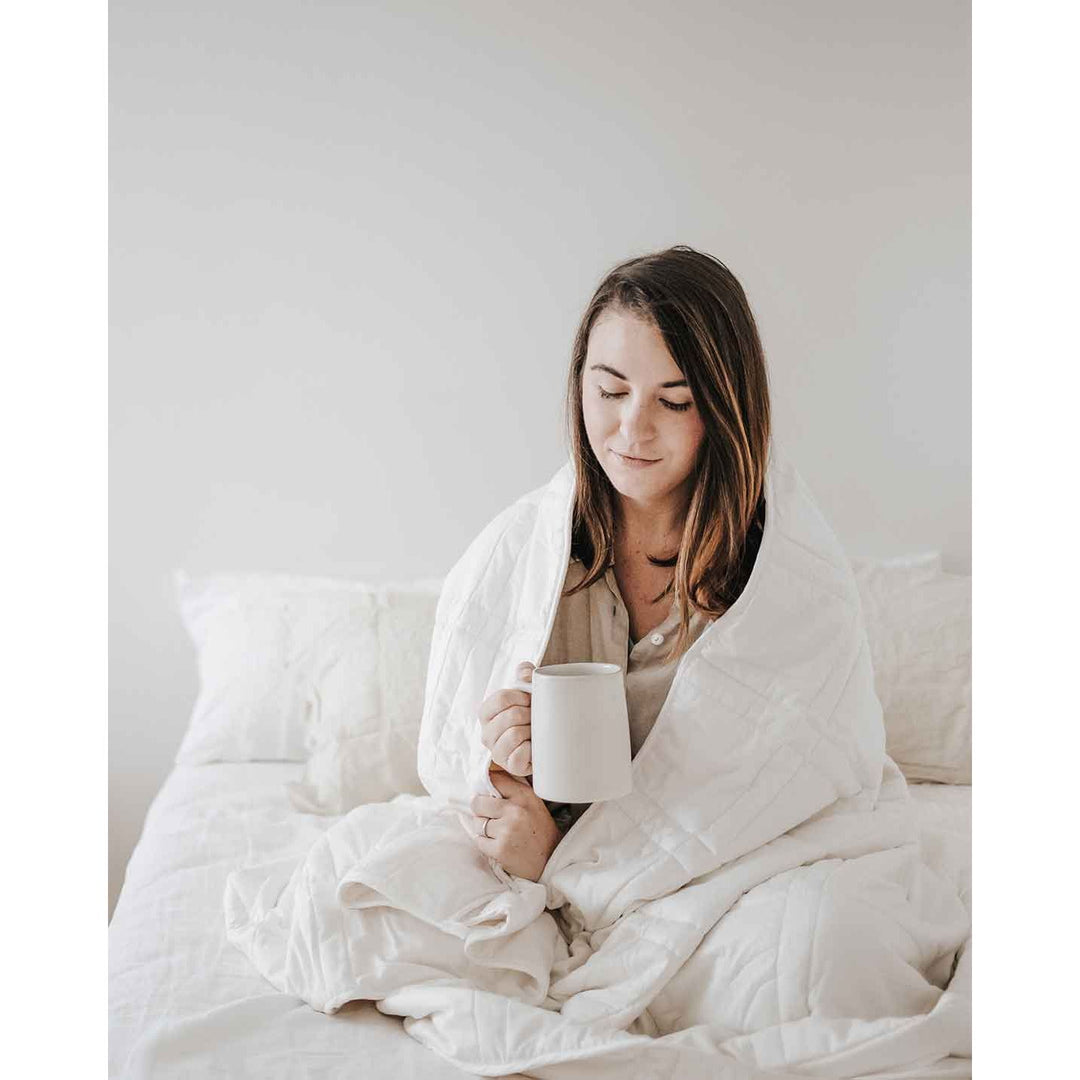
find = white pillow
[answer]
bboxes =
[173,570,440,770]
[285,581,442,813]
[850,553,971,784]
[174,551,970,814]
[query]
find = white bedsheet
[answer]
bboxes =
[109,761,969,1079]
[109,762,503,1079]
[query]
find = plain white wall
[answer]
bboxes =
[110,0,970,919]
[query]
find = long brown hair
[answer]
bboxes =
[564,245,771,664]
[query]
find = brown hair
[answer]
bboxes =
[563,245,771,664]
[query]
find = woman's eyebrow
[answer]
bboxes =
[589,363,687,388]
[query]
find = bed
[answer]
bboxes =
[109,761,498,1079]
[109,554,971,1079]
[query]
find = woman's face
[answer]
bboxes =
[581,308,705,512]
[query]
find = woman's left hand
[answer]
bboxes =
[470,770,562,881]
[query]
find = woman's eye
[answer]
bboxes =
[598,386,693,412]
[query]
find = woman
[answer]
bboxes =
[227,247,968,1076]
[469,245,770,882]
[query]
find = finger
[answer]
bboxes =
[489,768,530,801]
[515,660,536,682]
[492,726,531,772]
[470,794,507,817]
[473,831,499,859]
[477,688,531,726]
[505,739,532,778]
[472,814,498,837]
[479,704,530,752]
[472,815,502,854]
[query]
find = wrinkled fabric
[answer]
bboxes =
[224,443,971,1079]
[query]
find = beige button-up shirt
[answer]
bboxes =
[538,557,714,834]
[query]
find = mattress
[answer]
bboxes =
[109,762,971,1079]
[109,762,499,1079]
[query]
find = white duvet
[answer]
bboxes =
[224,446,972,1079]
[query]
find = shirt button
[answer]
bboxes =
[649,632,664,645]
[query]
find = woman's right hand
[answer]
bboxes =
[478,660,534,777]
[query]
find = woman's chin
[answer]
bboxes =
[607,471,662,498]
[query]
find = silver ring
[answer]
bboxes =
[480,817,492,839]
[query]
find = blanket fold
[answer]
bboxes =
[224,444,971,1078]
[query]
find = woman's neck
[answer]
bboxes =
[614,494,688,557]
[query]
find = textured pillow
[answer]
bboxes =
[285,580,442,814]
[173,570,441,771]
[850,553,971,784]
[174,552,969,811]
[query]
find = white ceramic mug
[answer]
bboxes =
[509,662,632,804]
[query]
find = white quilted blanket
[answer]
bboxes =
[224,446,971,1079]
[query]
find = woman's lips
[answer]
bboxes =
[613,450,660,468]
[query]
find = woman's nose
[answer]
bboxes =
[618,397,656,441]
